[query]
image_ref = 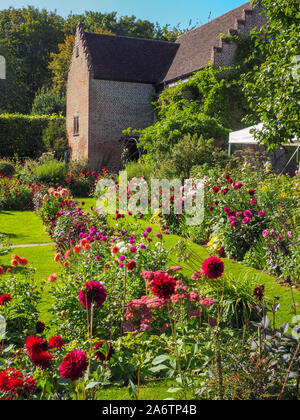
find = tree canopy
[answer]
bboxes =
[242,0,300,149]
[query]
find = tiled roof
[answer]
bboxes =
[80,1,254,85]
[83,32,179,84]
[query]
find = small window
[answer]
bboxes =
[73,116,79,136]
[76,45,79,57]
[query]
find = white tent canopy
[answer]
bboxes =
[228,123,300,156]
[229,123,264,145]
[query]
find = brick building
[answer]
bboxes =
[66,1,267,169]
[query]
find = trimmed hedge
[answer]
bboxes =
[0,113,66,158]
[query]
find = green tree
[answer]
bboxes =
[0,7,65,113]
[31,86,66,116]
[242,0,300,149]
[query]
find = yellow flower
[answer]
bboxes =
[207,235,220,251]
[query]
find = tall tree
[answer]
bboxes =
[0,7,65,113]
[242,0,300,149]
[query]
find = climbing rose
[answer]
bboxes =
[59,350,88,381]
[78,281,107,309]
[0,267,4,276]
[150,271,176,300]
[202,257,224,279]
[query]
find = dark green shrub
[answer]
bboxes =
[0,113,65,158]
[0,161,15,176]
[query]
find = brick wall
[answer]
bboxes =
[88,79,155,169]
[66,29,90,163]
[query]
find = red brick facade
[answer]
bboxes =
[66,2,267,170]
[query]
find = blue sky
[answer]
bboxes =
[0,0,249,28]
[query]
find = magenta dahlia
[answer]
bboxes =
[150,271,177,300]
[59,349,88,381]
[201,257,224,279]
[78,281,107,309]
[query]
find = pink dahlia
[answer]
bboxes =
[78,281,107,309]
[59,350,88,381]
[202,257,224,279]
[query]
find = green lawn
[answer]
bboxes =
[0,210,50,245]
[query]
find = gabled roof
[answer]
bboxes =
[78,1,254,85]
[162,1,252,83]
[82,32,179,84]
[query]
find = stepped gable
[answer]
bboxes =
[161,2,255,84]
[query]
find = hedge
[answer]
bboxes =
[0,113,66,158]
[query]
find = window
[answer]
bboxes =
[76,45,79,57]
[73,116,79,136]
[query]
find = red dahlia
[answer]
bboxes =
[94,340,114,362]
[150,271,177,301]
[59,349,88,381]
[126,260,136,271]
[31,351,54,370]
[0,368,36,399]
[0,294,12,306]
[24,336,53,370]
[78,281,107,309]
[25,336,48,357]
[202,257,224,279]
[48,335,65,350]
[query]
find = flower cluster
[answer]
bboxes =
[0,368,36,400]
[124,295,165,333]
